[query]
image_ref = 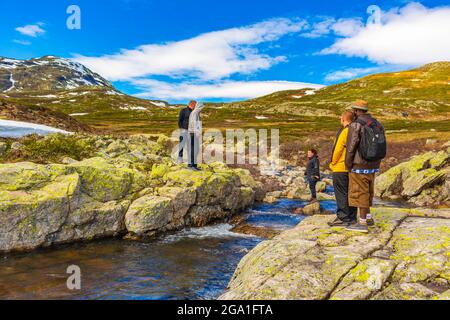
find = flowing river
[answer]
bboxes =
[0,186,405,300]
[0,199,340,300]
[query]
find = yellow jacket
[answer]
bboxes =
[330,127,349,173]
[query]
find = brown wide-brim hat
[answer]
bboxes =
[350,100,369,111]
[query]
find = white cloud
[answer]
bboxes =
[132,79,324,100]
[301,18,335,38]
[301,17,363,38]
[74,18,307,81]
[15,23,45,37]
[321,2,450,65]
[331,18,364,37]
[324,67,383,82]
[13,39,32,46]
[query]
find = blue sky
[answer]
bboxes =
[1,0,449,102]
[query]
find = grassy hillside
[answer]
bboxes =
[228,62,450,119]
[1,60,449,142]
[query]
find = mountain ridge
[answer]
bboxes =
[0,56,115,93]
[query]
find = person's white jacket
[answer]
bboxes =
[188,102,205,135]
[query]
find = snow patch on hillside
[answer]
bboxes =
[106,90,123,96]
[150,101,167,107]
[4,73,16,92]
[119,106,148,111]
[69,113,89,117]
[0,120,72,138]
[0,58,21,69]
[35,94,58,98]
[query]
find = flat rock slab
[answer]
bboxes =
[220,207,450,300]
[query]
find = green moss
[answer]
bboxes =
[1,134,95,164]
[351,263,370,282]
[69,157,134,202]
[165,168,213,187]
[150,163,170,179]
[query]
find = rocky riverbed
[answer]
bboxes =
[0,198,319,300]
[220,145,450,300]
[1,132,449,300]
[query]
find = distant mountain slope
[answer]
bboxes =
[228,62,450,119]
[0,55,172,133]
[0,101,94,133]
[0,56,114,92]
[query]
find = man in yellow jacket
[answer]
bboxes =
[328,111,358,227]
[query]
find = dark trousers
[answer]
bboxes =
[179,135,185,158]
[333,172,357,222]
[308,179,318,199]
[188,133,199,168]
[178,130,188,159]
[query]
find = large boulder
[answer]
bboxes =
[0,133,265,252]
[155,187,197,229]
[125,165,262,235]
[401,168,446,197]
[50,197,130,244]
[0,162,67,191]
[0,171,80,251]
[125,195,174,235]
[220,208,450,300]
[0,160,132,252]
[376,150,450,206]
[68,157,146,202]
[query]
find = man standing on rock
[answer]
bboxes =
[177,100,196,164]
[187,102,205,171]
[305,149,321,203]
[328,111,358,227]
[345,100,387,233]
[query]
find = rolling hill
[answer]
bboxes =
[227,62,450,120]
[1,56,449,140]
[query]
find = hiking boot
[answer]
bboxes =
[328,218,346,227]
[189,166,201,171]
[176,157,184,164]
[346,223,369,233]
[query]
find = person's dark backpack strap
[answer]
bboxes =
[356,117,367,127]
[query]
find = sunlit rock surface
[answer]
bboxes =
[220,207,450,300]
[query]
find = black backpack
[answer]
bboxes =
[356,117,387,161]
